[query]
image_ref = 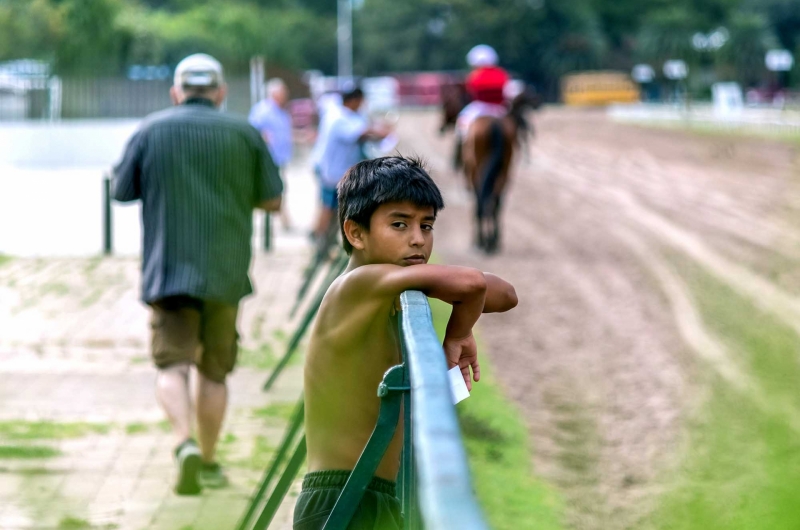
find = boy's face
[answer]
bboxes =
[358,201,435,266]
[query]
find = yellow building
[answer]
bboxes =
[561,71,641,106]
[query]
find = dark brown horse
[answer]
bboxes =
[461,95,536,253]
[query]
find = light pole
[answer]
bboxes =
[337,0,353,88]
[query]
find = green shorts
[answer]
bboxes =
[293,470,402,530]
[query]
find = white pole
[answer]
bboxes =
[337,0,353,87]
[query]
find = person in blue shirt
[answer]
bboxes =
[249,78,294,229]
[314,86,389,244]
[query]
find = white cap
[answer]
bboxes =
[466,45,499,67]
[174,53,224,88]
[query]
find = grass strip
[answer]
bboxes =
[0,445,61,459]
[429,298,564,530]
[0,420,110,440]
[652,255,800,529]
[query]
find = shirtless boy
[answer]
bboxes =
[296,156,517,530]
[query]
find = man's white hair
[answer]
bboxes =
[266,78,288,98]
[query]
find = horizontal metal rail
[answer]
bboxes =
[398,291,489,530]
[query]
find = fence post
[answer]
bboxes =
[103,173,113,255]
[263,211,271,251]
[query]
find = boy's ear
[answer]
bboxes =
[343,219,366,251]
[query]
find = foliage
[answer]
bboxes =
[0,0,797,88]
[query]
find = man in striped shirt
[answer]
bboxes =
[113,53,283,495]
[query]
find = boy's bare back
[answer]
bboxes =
[304,267,406,480]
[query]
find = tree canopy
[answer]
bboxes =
[0,0,798,91]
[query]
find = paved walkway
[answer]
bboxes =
[0,161,320,529]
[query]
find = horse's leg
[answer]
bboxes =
[475,190,485,250]
[489,195,501,253]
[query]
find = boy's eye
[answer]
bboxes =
[422,224,434,231]
[391,222,407,228]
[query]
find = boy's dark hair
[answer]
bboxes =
[341,87,364,103]
[338,156,445,254]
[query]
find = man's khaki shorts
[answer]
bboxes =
[149,296,239,383]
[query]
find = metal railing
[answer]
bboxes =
[396,291,489,529]
[240,250,488,530]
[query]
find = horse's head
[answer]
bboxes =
[508,88,541,135]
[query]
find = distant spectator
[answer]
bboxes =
[314,86,389,243]
[112,53,283,496]
[249,78,294,230]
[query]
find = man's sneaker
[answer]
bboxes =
[199,461,229,489]
[174,439,202,495]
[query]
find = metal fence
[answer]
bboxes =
[0,75,259,121]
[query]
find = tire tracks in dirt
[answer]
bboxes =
[396,109,800,529]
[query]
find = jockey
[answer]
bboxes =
[456,44,510,139]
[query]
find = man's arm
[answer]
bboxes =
[111,131,143,202]
[252,129,284,210]
[257,197,282,212]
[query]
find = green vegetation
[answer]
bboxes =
[0,420,110,440]
[253,402,297,422]
[0,254,12,267]
[58,517,92,529]
[651,255,800,529]
[238,343,277,370]
[632,120,800,145]
[2,0,799,94]
[0,445,61,459]
[428,298,565,530]
[124,423,149,435]
[57,517,118,530]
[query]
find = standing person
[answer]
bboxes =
[249,78,294,230]
[112,53,283,496]
[314,86,389,245]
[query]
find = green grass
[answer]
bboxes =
[238,343,277,370]
[124,423,149,435]
[59,516,92,529]
[253,401,297,421]
[0,420,110,440]
[429,298,565,530]
[651,255,800,530]
[631,120,800,145]
[0,254,13,267]
[226,435,275,470]
[0,445,61,459]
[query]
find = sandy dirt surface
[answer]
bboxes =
[395,108,800,529]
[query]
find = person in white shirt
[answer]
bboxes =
[314,86,389,242]
[310,91,342,180]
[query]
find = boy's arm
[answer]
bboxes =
[483,273,518,313]
[346,264,488,389]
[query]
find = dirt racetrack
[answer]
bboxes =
[395,108,800,529]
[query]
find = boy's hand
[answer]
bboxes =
[443,334,480,391]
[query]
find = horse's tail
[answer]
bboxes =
[478,119,504,216]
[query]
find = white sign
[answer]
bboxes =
[663,60,688,80]
[632,64,655,83]
[712,82,743,117]
[766,50,794,72]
